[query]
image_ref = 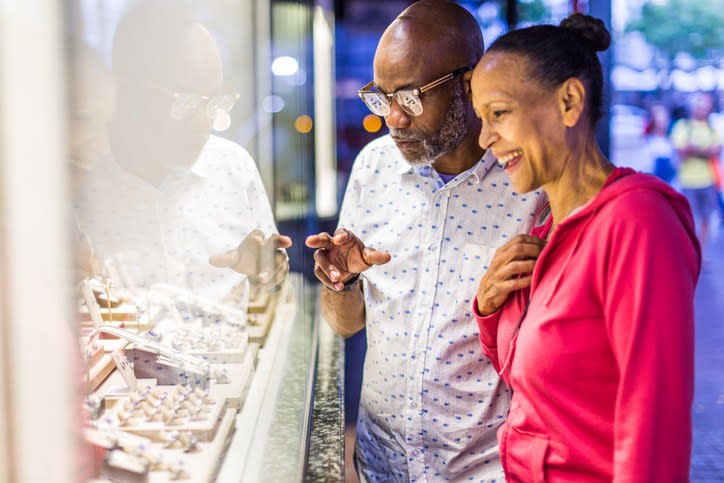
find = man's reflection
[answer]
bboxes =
[75,0,290,306]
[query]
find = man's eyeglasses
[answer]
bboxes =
[357,66,472,117]
[168,86,240,121]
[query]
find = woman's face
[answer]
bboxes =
[471,52,569,193]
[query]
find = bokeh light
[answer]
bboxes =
[294,114,313,133]
[271,56,299,76]
[362,114,383,133]
[262,95,285,113]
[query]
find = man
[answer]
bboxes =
[306,1,544,480]
[75,1,289,304]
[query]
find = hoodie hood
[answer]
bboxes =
[581,170,699,253]
[537,169,701,306]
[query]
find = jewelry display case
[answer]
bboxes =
[0,1,343,480]
[78,273,344,482]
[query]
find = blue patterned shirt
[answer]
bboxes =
[339,135,545,482]
[75,135,277,304]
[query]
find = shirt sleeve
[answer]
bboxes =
[710,125,722,148]
[669,120,688,149]
[337,147,369,230]
[236,145,279,235]
[599,189,698,483]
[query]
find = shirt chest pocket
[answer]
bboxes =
[456,243,498,287]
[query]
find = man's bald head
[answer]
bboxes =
[377,0,483,72]
[111,0,221,91]
[370,1,485,171]
[109,0,224,180]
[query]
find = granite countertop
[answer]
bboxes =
[305,312,345,482]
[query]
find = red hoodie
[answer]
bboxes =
[474,169,701,482]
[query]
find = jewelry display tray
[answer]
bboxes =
[83,280,294,482]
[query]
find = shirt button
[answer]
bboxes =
[410,401,417,408]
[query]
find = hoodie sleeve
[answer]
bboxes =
[473,286,530,381]
[600,187,699,483]
[473,298,503,374]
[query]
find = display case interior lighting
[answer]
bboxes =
[271,56,299,76]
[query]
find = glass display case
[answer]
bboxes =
[0,0,343,481]
[76,274,343,482]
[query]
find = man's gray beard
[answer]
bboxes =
[390,80,469,166]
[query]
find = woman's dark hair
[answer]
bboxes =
[486,13,610,125]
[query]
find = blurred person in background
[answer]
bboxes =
[67,38,115,196]
[66,38,116,282]
[670,91,722,250]
[75,0,290,305]
[65,38,117,479]
[645,103,678,186]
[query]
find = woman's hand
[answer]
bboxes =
[476,235,546,316]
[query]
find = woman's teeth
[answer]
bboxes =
[497,150,522,168]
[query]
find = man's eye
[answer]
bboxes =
[493,110,508,118]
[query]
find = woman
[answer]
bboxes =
[470,13,700,482]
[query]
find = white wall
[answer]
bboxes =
[0,1,78,482]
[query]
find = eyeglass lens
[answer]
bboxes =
[396,91,422,116]
[170,93,237,121]
[206,95,236,118]
[362,90,422,117]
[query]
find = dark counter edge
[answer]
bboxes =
[304,283,346,482]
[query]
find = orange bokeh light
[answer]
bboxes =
[294,115,313,133]
[363,114,383,133]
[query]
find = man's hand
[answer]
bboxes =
[475,235,546,316]
[305,228,391,291]
[209,230,293,291]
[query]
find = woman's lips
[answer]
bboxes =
[496,149,523,174]
[505,155,523,175]
[496,149,522,167]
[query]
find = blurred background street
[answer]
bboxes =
[691,227,724,481]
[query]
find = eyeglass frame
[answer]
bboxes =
[166,84,240,120]
[357,65,473,117]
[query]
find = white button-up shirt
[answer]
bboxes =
[339,135,545,482]
[75,135,277,305]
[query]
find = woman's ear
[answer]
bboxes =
[463,69,474,100]
[558,78,585,127]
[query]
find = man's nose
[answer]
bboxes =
[384,99,412,130]
[189,103,214,131]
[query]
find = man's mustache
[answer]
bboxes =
[389,129,423,142]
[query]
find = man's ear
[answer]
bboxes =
[559,78,585,127]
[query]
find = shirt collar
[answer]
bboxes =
[190,156,209,178]
[395,148,499,186]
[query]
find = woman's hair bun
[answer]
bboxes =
[560,12,610,52]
